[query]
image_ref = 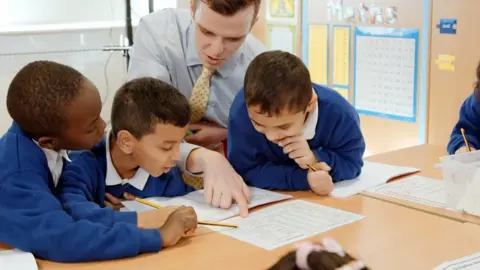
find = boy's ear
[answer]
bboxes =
[116,130,136,155]
[306,93,318,113]
[37,136,58,150]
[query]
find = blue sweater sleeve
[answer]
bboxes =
[59,153,137,227]
[228,111,310,191]
[447,94,480,154]
[313,108,365,182]
[0,172,161,262]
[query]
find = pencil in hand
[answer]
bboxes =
[460,128,472,152]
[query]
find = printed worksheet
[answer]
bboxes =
[0,249,37,270]
[122,187,293,222]
[208,200,364,250]
[330,161,420,198]
[434,251,480,270]
[368,175,447,209]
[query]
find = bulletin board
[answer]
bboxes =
[265,0,302,55]
[302,0,431,156]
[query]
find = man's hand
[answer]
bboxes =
[184,122,227,147]
[159,206,198,248]
[104,192,135,211]
[279,135,317,169]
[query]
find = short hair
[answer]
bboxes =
[111,77,191,140]
[6,60,86,139]
[244,50,313,116]
[194,0,261,16]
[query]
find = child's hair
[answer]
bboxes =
[268,239,369,270]
[244,50,313,116]
[194,0,261,17]
[6,60,87,139]
[111,77,191,140]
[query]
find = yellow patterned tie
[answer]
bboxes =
[183,67,215,190]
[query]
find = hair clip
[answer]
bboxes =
[320,237,345,257]
[295,242,323,270]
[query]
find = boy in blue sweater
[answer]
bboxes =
[228,51,365,195]
[59,77,211,230]
[447,62,480,154]
[0,61,197,262]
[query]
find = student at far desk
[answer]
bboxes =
[228,51,366,195]
[447,61,480,154]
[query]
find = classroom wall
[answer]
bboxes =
[299,0,431,156]
[427,0,480,147]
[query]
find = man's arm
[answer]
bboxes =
[59,153,136,227]
[0,173,161,262]
[127,18,171,83]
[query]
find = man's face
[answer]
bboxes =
[192,2,256,69]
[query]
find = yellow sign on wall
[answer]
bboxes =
[333,26,351,86]
[435,54,456,72]
[308,25,328,85]
[269,0,295,18]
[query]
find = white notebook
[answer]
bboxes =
[0,249,37,270]
[122,187,293,222]
[330,161,420,198]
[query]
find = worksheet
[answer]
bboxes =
[434,251,480,270]
[0,249,37,270]
[208,200,364,250]
[330,161,420,198]
[368,176,447,209]
[122,187,293,222]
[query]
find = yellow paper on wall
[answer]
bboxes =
[333,87,349,101]
[435,54,455,72]
[308,25,328,85]
[333,27,351,86]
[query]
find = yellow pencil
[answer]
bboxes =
[134,198,238,228]
[306,164,317,172]
[460,128,472,152]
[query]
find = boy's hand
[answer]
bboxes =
[279,135,317,169]
[159,206,198,248]
[307,170,334,196]
[104,192,136,211]
[137,206,179,229]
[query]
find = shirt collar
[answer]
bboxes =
[32,140,70,187]
[185,21,242,79]
[302,91,319,140]
[105,133,150,191]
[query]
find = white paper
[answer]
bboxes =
[0,249,37,270]
[122,187,293,222]
[330,161,420,198]
[457,169,480,216]
[368,176,447,209]
[434,251,480,270]
[208,200,364,250]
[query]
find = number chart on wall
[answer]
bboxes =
[353,27,419,123]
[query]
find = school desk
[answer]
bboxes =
[361,144,480,225]
[10,194,478,270]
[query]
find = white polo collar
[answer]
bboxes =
[302,92,319,140]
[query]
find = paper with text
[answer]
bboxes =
[330,161,420,198]
[434,251,480,270]
[122,187,293,222]
[208,200,364,250]
[0,249,37,270]
[368,176,448,209]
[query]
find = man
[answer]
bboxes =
[127,0,266,216]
